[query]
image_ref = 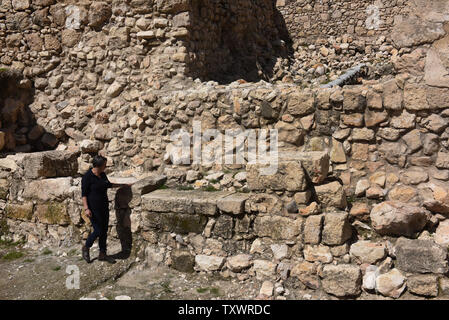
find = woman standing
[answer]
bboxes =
[81,155,132,263]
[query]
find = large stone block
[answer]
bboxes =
[194,254,225,272]
[23,150,79,179]
[253,215,302,240]
[217,193,249,215]
[343,87,365,112]
[349,240,386,264]
[143,211,208,235]
[315,181,347,209]
[22,177,73,202]
[395,238,448,274]
[141,189,232,216]
[170,249,195,273]
[5,202,34,221]
[370,201,428,237]
[322,212,352,245]
[322,264,362,297]
[407,274,439,297]
[34,202,70,225]
[287,90,315,116]
[246,161,307,192]
[279,151,330,184]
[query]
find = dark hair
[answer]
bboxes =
[92,155,107,168]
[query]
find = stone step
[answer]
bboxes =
[141,189,244,216]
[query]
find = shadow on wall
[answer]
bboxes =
[0,69,60,155]
[112,185,133,259]
[187,0,293,84]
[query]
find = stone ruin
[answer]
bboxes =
[1,0,449,299]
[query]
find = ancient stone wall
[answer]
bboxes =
[1,0,449,300]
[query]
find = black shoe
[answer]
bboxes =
[98,252,116,264]
[82,245,90,263]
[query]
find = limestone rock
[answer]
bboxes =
[370,201,428,237]
[195,255,225,272]
[226,254,252,272]
[395,238,448,274]
[22,177,73,202]
[435,220,449,247]
[322,212,352,245]
[217,193,249,215]
[253,215,301,240]
[23,150,79,179]
[407,274,439,297]
[253,259,277,278]
[321,264,362,297]
[375,269,406,299]
[315,181,347,209]
[246,161,307,192]
[349,240,386,264]
[303,214,323,244]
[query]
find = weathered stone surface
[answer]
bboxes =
[217,193,249,215]
[376,269,406,299]
[275,121,305,146]
[362,265,379,291]
[212,214,233,239]
[303,245,332,263]
[5,202,34,221]
[245,193,283,214]
[88,2,111,29]
[280,151,329,184]
[156,0,189,13]
[303,214,323,244]
[170,250,195,273]
[247,161,307,192]
[421,183,449,215]
[383,79,402,110]
[35,202,70,225]
[253,259,277,278]
[407,274,439,297]
[343,87,365,112]
[391,15,445,48]
[404,83,429,111]
[330,138,347,164]
[142,189,232,215]
[253,215,301,240]
[291,261,319,289]
[349,241,386,264]
[388,185,417,202]
[315,181,347,209]
[322,212,352,245]
[435,220,449,247]
[144,211,208,234]
[22,177,73,202]
[370,201,428,237]
[400,170,428,185]
[23,150,79,179]
[287,91,315,116]
[422,114,447,133]
[131,174,167,196]
[194,255,225,272]
[259,281,274,297]
[227,254,252,272]
[395,238,448,274]
[425,36,449,88]
[436,153,449,169]
[321,264,362,297]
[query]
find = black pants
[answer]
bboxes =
[85,211,109,254]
